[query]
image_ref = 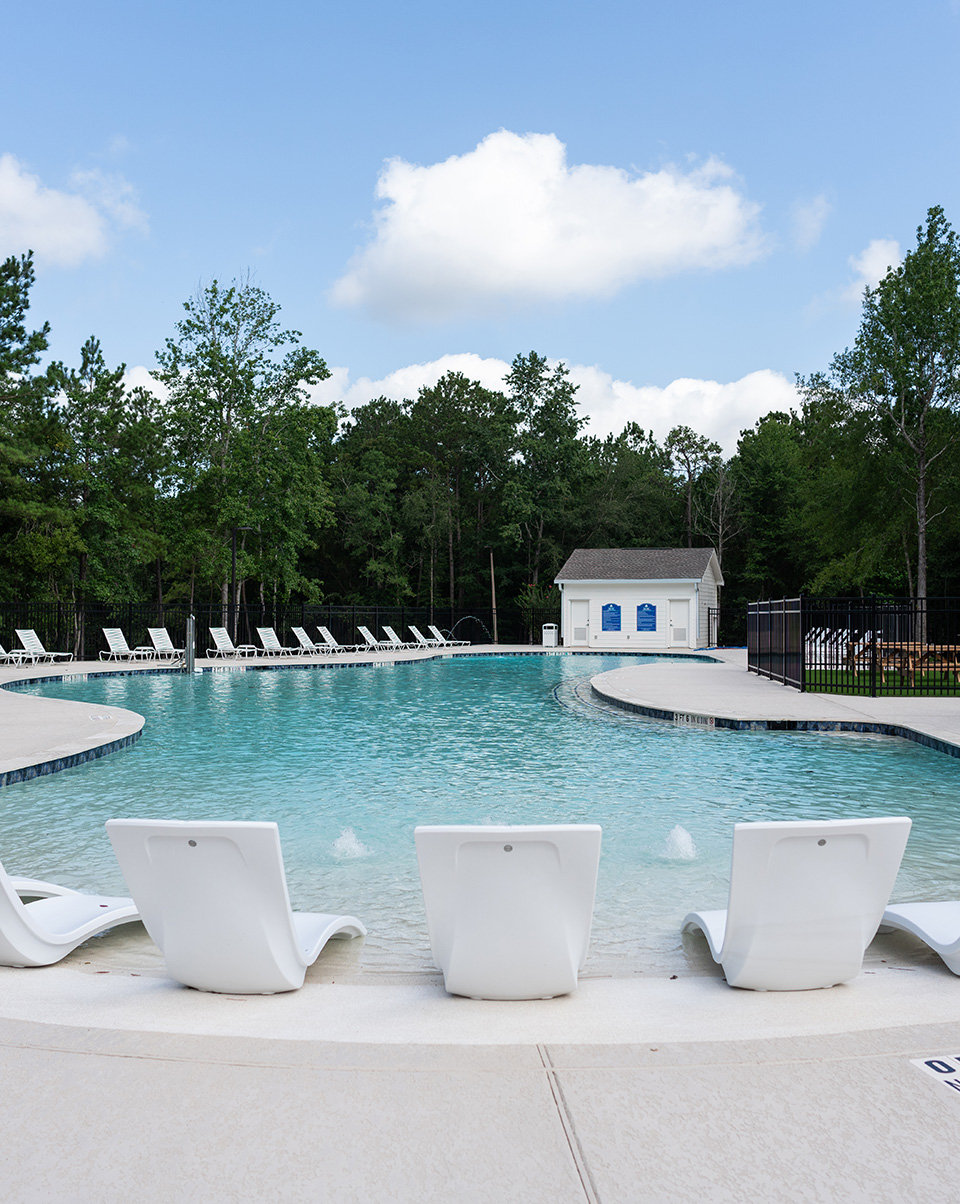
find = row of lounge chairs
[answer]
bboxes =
[206,624,468,658]
[3,815,958,998]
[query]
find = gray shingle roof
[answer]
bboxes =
[554,547,721,583]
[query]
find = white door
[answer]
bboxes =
[569,600,589,645]
[668,599,690,647]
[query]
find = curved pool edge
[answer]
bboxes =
[591,659,960,759]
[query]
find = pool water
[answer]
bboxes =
[5,654,960,974]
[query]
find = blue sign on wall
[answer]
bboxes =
[637,603,657,632]
[601,603,621,632]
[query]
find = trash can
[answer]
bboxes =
[542,623,558,647]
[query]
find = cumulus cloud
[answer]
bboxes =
[790,194,831,250]
[842,238,901,302]
[312,355,797,455]
[331,131,767,320]
[0,153,146,267]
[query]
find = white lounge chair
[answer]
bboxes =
[357,625,392,651]
[256,627,300,656]
[16,629,73,662]
[880,900,960,974]
[0,642,26,665]
[0,858,139,967]
[100,628,155,662]
[408,625,440,648]
[148,628,184,661]
[316,626,363,654]
[682,817,912,990]
[415,823,602,999]
[291,626,329,655]
[382,625,415,649]
[106,819,366,994]
[207,626,258,658]
[427,625,469,647]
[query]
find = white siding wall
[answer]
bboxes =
[561,582,701,648]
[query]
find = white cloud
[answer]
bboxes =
[331,130,767,320]
[123,366,168,399]
[790,194,831,250]
[842,238,901,302]
[313,356,797,455]
[0,153,146,267]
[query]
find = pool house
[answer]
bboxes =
[554,547,723,649]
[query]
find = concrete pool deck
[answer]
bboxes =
[2,646,960,1200]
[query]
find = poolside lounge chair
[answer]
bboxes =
[427,625,469,647]
[408,625,440,648]
[291,626,329,655]
[256,627,300,656]
[100,628,155,662]
[207,627,258,658]
[357,625,392,651]
[148,628,184,661]
[415,823,602,999]
[382,625,415,650]
[316,626,363,654]
[0,857,139,967]
[106,819,366,993]
[879,899,960,974]
[681,817,912,990]
[16,629,73,663]
[0,642,26,665]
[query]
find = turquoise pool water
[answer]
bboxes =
[5,654,960,974]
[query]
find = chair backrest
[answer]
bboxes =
[209,627,235,653]
[317,626,338,648]
[357,626,378,646]
[15,629,46,656]
[291,626,315,650]
[721,817,911,990]
[382,626,402,645]
[257,627,282,652]
[106,819,306,993]
[427,625,450,645]
[102,628,131,655]
[0,859,61,966]
[415,824,602,999]
[148,628,177,653]
[408,626,430,645]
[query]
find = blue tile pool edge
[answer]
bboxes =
[589,682,960,759]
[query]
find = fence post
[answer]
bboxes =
[869,595,878,698]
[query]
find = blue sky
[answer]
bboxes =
[3,0,959,450]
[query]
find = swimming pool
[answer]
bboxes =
[5,654,960,975]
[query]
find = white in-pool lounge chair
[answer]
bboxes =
[357,625,392,651]
[0,642,26,665]
[256,626,300,656]
[16,629,73,662]
[408,625,440,648]
[100,628,155,662]
[879,899,960,974]
[148,627,184,661]
[382,625,415,649]
[291,626,329,655]
[207,626,258,658]
[681,817,912,990]
[316,626,363,654]
[415,823,602,999]
[427,625,469,647]
[106,819,366,994]
[0,858,139,967]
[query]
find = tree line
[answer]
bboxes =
[3,206,960,636]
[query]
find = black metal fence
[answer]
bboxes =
[748,596,960,696]
[0,600,562,662]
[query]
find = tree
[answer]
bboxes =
[665,425,721,547]
[154,276,335,611]
[827,206,960,601]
